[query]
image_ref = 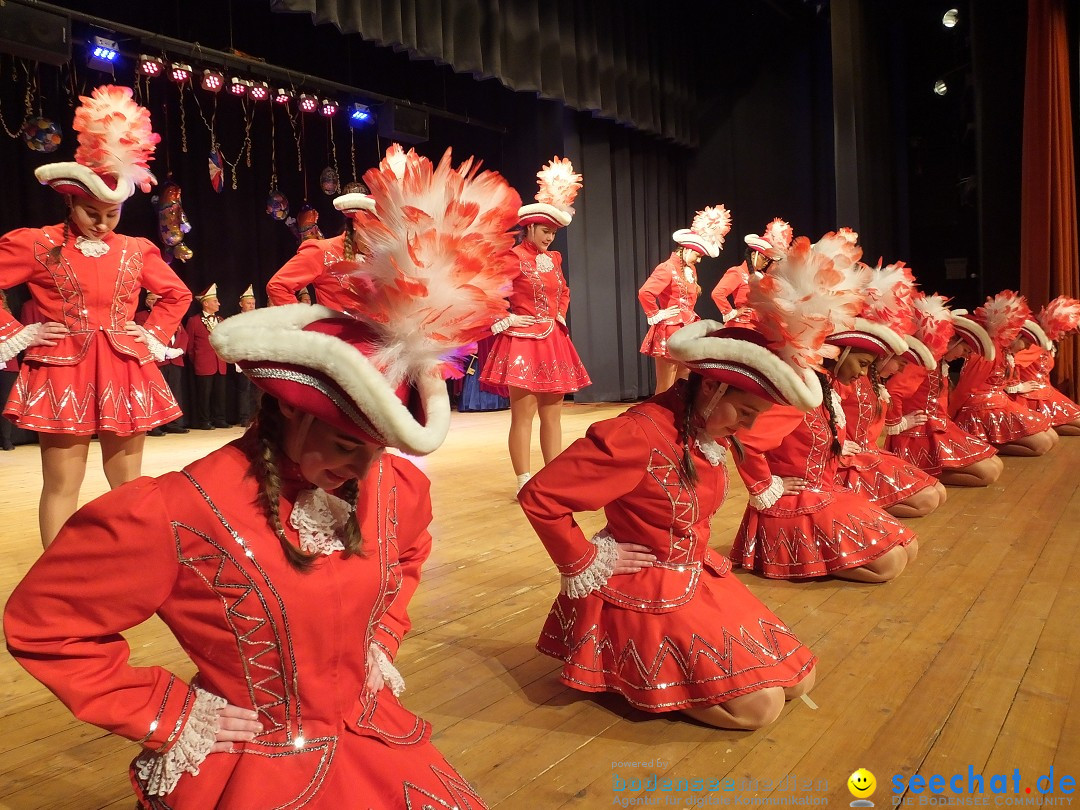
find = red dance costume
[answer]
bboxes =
[710,262,759,326]
[1011,345,1080,427]
[480,240,590,393]
[135,309,189,370]
[949,353,1052,444]
[638,252,700,358]
[884,360,997,475]
[4,438,486,810]
[518,385,815,711]
[731,396,916,579]
[834,376,936,507]
[266,235,362,314]
[0,225,189,435]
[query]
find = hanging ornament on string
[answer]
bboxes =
[320,113,340,195]
[218,95,254,191]
[209,147,225,193]
[152,176,193,263]
[265,99,289,221]
[11,63,62,152]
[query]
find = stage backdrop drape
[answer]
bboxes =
[1020,0,1080,398]
[269,0,699,146]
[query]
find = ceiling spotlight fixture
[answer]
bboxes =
[298,93,319,113]
[169,62,193,83]
[319,98,340,118]
[248,81,270,102]
[274,88,294,105]
[942,9,959,28]
[228,77,250,97]
[201,69,224,93]
[349,103,372,126]
[933,79,949,96]
[137,54,165,77]
[87,36,119,71]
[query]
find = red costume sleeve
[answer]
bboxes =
[885,363,923,423]
[1012,345,1043,369]
[371,457,433,662]
[3,479,201,754]
[518,416,651,577]
[733,405,804,494]
[637,264,670,320]
[266,240,331,306]
[135,238,192,344]
[949,355,993,419]
[709,265,745,315]
[554,251,570,320]
[0,229,35,342]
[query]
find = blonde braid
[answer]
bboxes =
[679,375,702,485]
[817,371,842,455]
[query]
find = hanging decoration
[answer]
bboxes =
[266,101,289,221]
[153,177,194,263]
[21,116,62,153]
[320,114,340,195]
[209,147,225,192]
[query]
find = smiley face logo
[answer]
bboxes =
[848,768,877,799]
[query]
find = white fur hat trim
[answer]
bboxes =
[35,162,134,203]
[829,318,908,357]
[517,202,572,227]
[951,311,996,361]
[672,229,718,258]
[902,335,936,370]
[1019,319,1052,351]
[333,192,377,216]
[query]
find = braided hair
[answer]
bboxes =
[867,362,886,419]
[251,394,366,572]
[817,371,843,455]
[341,181,370,263]
[679,373,704,485]
[48,220,71,263]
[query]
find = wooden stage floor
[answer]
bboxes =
[1,402,1078,808]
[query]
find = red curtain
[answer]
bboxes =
[1020,0,1080,398]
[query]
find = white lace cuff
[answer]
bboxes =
[647,311,665,326]
[141,328,168,363]
[749,475,784,511]
[1004,383,1022,394]
[722,308,739,323]
[0,323,42,362]
[491,316,511,335]
[560,531,618,599]
[135,686,226,797]
[556,314,567,327]
[371,645,406,697]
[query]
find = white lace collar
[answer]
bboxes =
[75,236,110,258]
[289,488,354,555]
[694,431,727,467]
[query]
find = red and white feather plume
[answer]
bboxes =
[1036,295,1080,342]
[975,290,1030,349]
[749,235,870,372]
[863,261,917,334]
[73,85,159,193]
[812,227,862,272]
[912,292,955,361]
[763,218,794,255]
[691,205,733,252]
[345,148,522,385]
[534,156,582,215]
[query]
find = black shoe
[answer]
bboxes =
[193,422,215,430]
[1,442,13,451]
[148,428,166,437]
[212,421,231,429]
[163,424,190,434]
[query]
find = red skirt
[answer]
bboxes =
[885,423,997,476]
[731,487,916,579]
[1021,390,1080,427]
[836,449,938,508]
[480,327,591,394]
[536,564,815,712]
[639,319,695,359]
[3,333,181,436]
[954,396,1052,445]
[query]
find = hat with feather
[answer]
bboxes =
[517,156,582,228]
[35,85,159,203]
[1035,296,1080,343]
[673,205,732,258]
[212,148,521,456]
[744,217,793,260]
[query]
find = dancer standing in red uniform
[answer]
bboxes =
[480,156,591,493]
[885,296,1002,485]
[833,262,945,518]
[1010,296,1080,435]
[518,279,831,728]
[638,205,730,394]
[731,232,918,583]
[3,146,519,809]
[0,86,191,547]
[710,217,792,326]
[949,292,1058,456]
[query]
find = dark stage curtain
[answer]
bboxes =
[270,0,699,146]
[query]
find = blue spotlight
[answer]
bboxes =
[349,103,373,126]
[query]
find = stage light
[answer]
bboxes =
[87,36,119,71]
[228,77,250,97]
[249,81,270,102]
[169,62,192,83]
[942,9,959,28]
[274,88,294,105]
[201,69,224,92]
[137,54,165,78]
[933,79,948,96]
[319,98,339,118]
[298,93,319,113]
[348,103,372,126]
